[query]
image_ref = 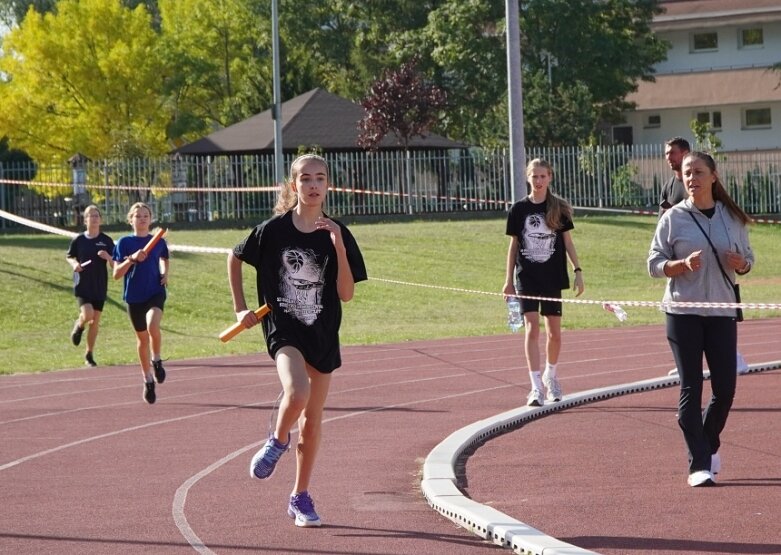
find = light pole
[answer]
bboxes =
[271,0,284,185]
[506,0,526,205]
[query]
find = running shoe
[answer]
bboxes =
[250,433,290,479]
[85,352,97,367]
[152,359,166,384]
[543,373,563,402]
[687,470,715,487]
[71,320,84,346]
[527,389,544,407]
[143,381,156,404]
[288,491,322,527]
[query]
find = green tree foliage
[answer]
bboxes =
[0,0,666,160]
[357,56,447,150]
[389,0,666,147]
[521,0,666,127]
[0,0,169,161]
[391,0,506,145]
[158,0,271,143]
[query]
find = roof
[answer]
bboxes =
[654,0,781,31]
[174,88,464,156]
[626,67,781,111]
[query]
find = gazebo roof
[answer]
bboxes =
[174,88,465,156]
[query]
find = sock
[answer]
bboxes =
[544,362,558,378]
[152,354,161,362]
[529,371,543,391]
[145,374,154,383]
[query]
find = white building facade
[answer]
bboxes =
[617,0,781,152]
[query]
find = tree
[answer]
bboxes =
[0,0,169,161]
[690,119,723,159]
[357,57,447,151]
[158,0,272,143]
[388,0,667,147]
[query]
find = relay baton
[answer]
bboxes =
[219,304,271,343]
[142,228,167,255]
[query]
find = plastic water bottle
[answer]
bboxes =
[507,298,523,332]
[604,303,628,322]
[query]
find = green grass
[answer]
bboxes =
[2,215,780,375]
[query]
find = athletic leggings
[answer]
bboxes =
[666,313,737,474]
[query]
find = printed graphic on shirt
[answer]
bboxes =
[521,214,556,263]
[277,248,327,325]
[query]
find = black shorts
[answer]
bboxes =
[519,290,563,317]
[77,297,105,311]
[127,293,166,332]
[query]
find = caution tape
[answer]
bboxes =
[3,209,781,313]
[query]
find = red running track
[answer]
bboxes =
[1,319,779,555]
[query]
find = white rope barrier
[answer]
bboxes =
[3,209,781,312]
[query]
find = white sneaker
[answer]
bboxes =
[687,470,715,487]
[711,453,721,475]
[543,374,563,402]
[527,389,544,407]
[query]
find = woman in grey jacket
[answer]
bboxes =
[648,151,754,488]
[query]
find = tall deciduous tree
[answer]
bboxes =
[389,0,666,147]
[0,0,169,161]
[158,0,271,144]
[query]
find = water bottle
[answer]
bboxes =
[507,298,523,332]
[604,303,628,322]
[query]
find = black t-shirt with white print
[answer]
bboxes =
[505,197,573,293]
[233,211,367,373]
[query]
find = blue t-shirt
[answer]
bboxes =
[112,234,169,303]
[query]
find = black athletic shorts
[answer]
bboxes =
[127,292,166,332]
[77,297,106,312]
[519,290,563,317]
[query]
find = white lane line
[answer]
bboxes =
[172,383,512,554]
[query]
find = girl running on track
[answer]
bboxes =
[503,158,584,407]
[66,204,114,367]
[228,153,367,527]
[112,202,170,404]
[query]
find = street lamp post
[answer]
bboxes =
[506,0,526,206]
[271,0,284,186]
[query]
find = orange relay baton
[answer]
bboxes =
[219,304,271,343]
[142,227,167,255]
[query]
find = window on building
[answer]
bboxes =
[743,108,771,129]
[696,111,722,130]
[739,28,763,49]
[691,32,718,52]
[645,114,661,128]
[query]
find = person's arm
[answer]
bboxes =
[502,236,519,299]
[66,255,81,272]
[563,231,584,297]
[113,249,146,279]
[159,257,169,286]
[227,252,258,328]
[317,218,355,302]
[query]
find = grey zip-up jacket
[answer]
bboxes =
[648,199,754,317]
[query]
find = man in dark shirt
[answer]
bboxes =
[658,136,690,217]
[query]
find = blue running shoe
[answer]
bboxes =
[250,433,290,479]
[288,491,321,527]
